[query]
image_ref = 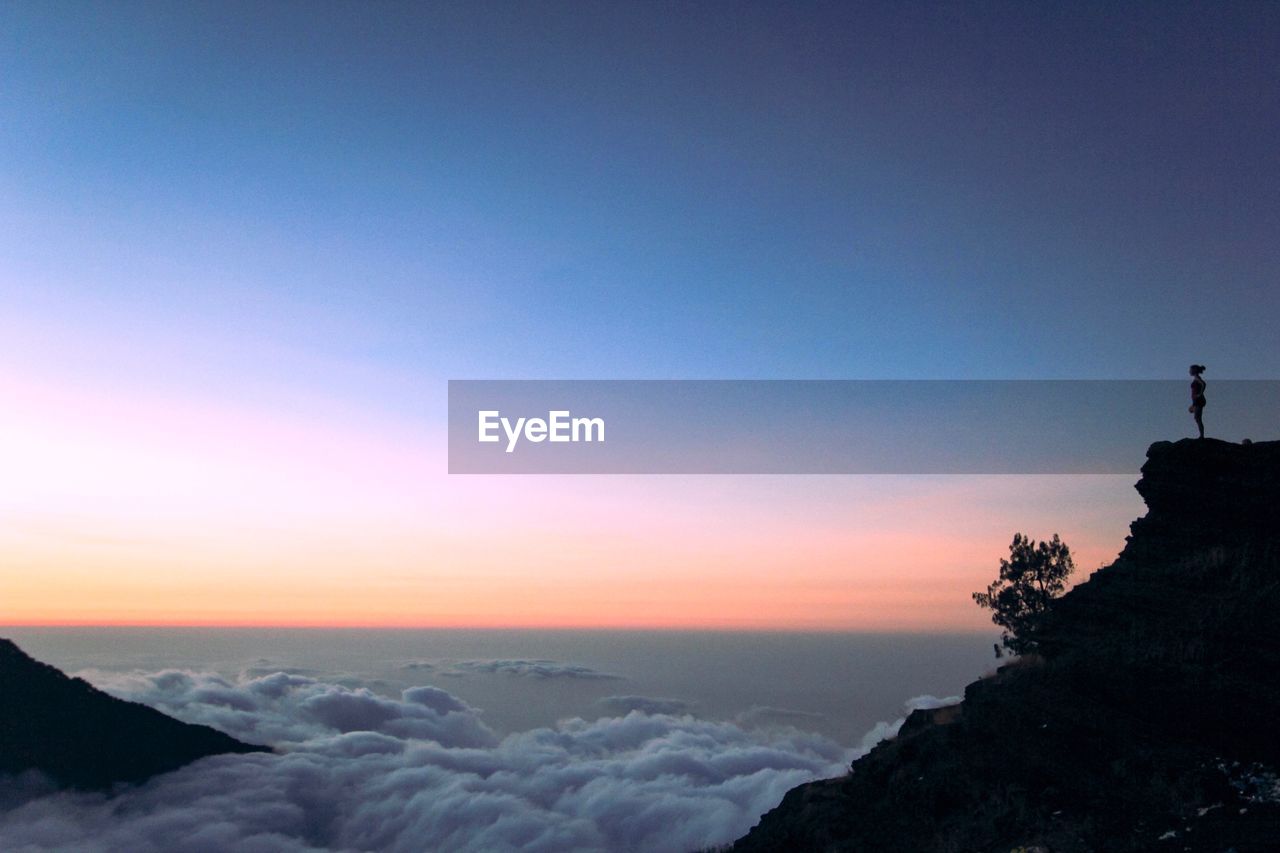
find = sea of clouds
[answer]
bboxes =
[0,663,956,852]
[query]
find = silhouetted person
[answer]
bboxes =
[1188,364,1207,439]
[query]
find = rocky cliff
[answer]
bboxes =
[732,438,1280,852]
[0,638,264,789]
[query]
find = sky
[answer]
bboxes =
[1,1,1276,628]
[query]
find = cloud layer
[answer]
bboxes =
[0,668,864,852]
[435,659,622,680]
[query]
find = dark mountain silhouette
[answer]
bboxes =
[0,639,264,789]
[733,438,1280,852]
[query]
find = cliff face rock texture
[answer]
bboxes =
[0,639,264,789]
[733,439,1280,853]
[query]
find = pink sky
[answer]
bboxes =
[0,367,1143,630]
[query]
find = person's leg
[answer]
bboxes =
[1194,408,1204,439]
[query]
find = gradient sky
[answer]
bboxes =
[1,2,1276,628]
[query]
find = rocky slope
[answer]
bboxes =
[732,438,1280,852]
[0,638,264,789]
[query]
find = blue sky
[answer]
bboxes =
[0,2,1274,628]
[4,1,1277,404]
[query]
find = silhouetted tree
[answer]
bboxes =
[973,533,1074,656]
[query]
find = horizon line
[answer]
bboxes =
[0,620,995,635]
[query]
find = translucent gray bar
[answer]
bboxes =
[447,380,1279,474]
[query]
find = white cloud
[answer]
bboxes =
[856,694,963,752]
[905,694,962,712]
[594,696,691,716]
[439,660,622,680]
[74,668,496,749]
[0,669,855,852]
[734,705,825,729]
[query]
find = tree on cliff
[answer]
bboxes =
[973,533,1074,655]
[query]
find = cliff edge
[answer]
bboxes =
[732,438,1280,852]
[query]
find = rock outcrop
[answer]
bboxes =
[0,638,264,789]
[733,438,1280,852]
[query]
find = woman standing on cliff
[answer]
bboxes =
[1189,364,1207,439]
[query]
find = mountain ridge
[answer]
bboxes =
[0,637,265,790]
[732,438,1280,852]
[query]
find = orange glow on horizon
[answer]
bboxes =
[1,369,1144,632]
